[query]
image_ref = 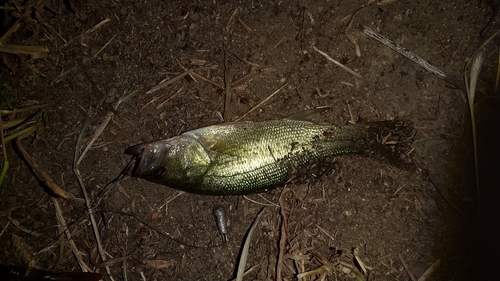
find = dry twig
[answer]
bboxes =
[313,46,362,79]
[399,254,417,281]
[146,69,193,95]
[234,83,288,121]
[360,25,446,79]
[16,134,71,199]
[223,46,232,121]
[89,34,117,61]
[276,187,291,281]
[417,259,440,281]
[52,197,92,272]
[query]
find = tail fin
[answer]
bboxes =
[352,120,414,168]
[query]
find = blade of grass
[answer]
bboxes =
[0,114,8,187]
[495,48,500,94]
[465,50,483,205]
[4,125,36,143]
[464,29,500,206]
[0,86,14,109]
[235,207,267,281]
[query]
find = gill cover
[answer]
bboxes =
[126,136,212,188]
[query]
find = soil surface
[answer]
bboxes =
[1,1,499,281]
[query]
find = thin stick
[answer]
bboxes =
[90,34,116,61]
[223,46,232,121]
[145,69,193,95]
[316,224,335,241]
[227,8,239,29]
[495,48,500,94]
[86,18,111,35]
[360,25,446,79]
[0,115,8,186]
[230,69,258,87]
[353,246,373,275]
[6,214,41,237]
[417,259,440,281]
[73,167,114,278]
[0,103,48,116]
[313,46,362,79]
[52,197,92,272]
[399,254,417,281]
[16,135,71,199]
[155,86,186,110]
[234,83,287,121]
[190,71,224,89]
[242,195,279,207]
[276,187,291,281]
[62,18,111,49]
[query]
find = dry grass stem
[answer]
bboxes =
[316,224,336,241]
[6,214,41,237]
[0,22,48,57]
[155,86,186,109]
[94,249,138,268]
[158,191,185,216]
[353,246,373,275]
[417,259,440,281]
[62,18,111,49]
[190,71,224,89]
[230,69,258,87]
[90,34,117,61]
[242,195,279,207]
[223,46,232,121]
[146,69,193,95]
[227,8,239,29]
[361,25,446,78]
[276,187,290,281]
[228,50,260,67]
[234,83,287,121]
[12,233,35,266]
[495,48,500,93]
[238,17,254,33]
[312,46,362,79]
[52,197,92,272]
[86,18,111,35]
[16,137,71,199]
[0,104,47,116]
[399,254,417,281]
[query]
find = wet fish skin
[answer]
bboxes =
[126,110,412,195]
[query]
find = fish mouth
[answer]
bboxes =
[125,143,149,177]
[125,143,147,156]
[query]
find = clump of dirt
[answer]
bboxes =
[0,1,498,280]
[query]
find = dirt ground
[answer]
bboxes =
[1,0,499,280]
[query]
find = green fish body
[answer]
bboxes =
[126,109,411,195]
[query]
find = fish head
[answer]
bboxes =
[125,135,211,188]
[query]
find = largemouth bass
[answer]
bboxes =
[126,109,412,195]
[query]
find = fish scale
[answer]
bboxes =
[126,109,412,195]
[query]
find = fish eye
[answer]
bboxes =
[153,166,166,178]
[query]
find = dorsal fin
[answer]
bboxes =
[286,106,331,123]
